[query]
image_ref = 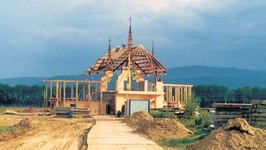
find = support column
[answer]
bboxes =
[76,82,78,106]
[83,84,86,100]
[168,86,172,101]
[45,82,48,110]
[184,86,188,107]
[59,83,61,100]
[175,86,180,102]
[50,81,52,110]
[188,86,192,100]
[88,81,91,109]
[180,86,183,104]
[71,84,74,99]
[100,90,103,114]
[100,71,114,92]
[50,81,53,99]
[45,82,48,100]
[56,82,59,107]
[63,82,66,106]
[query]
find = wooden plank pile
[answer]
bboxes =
[250,100,266,129]
[55,107,72,118]
[55,107,90,118]
[212,103,252,128]
[71,108,90,118]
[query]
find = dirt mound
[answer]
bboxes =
[0,118,33,142]
[22,108,39,113]
[125,111,193,140]
[0,130,25,142]
[13,118,33,129]
[125,111,153,125]
[186,118,266,150]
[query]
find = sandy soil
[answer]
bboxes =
[0,115,94,150]
[186,118,266,150]
[124,111,193,140]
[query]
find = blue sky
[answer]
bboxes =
[0,0,266,79]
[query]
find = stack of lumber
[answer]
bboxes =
[71,108,90,118]
[250,100,266,129]
[55,107,72,118]
[212,103,252,128]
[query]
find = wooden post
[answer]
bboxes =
[45,82,48,100]
[43,91,46,111]
[59,83,61,100]
[50,81,52,110]
[83,83,86,100]
[76,82,78,105]
[168,86,172,101]
[88,81,91,108]
[180,86,183,104]
[100,90,103,114]
[56,82,59,107]
[165,86,169,101]
[50,81,53,98]
[45,82,48,111]
[71,84,74,99]
[63,82,66,106]
[184,86,188,106]
[175,86,180,102]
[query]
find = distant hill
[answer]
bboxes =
[1,65,266,89]
[0,74,101,86]
[162,65,266,89]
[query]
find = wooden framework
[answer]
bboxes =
[43,80,107,115]
[163,84,193,108]
[86,18,167,82]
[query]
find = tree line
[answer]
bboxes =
[193,85,266,108]
[0,84,45,107]
[1,83,266,108]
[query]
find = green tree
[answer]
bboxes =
[184,94,200,119]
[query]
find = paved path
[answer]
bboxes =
[87,115,164,150]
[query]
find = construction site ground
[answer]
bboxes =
[0,114,163,150]
[87,115,163,150]
[0,115,94,150]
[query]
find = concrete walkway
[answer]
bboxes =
[87,115,164,150]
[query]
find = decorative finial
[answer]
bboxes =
[152,41,155,57]
[108,38,111,59]
[127,17,133,50]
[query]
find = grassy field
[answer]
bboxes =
[157,129,210,150]
[0,126,21,132]
[0,106,43,114]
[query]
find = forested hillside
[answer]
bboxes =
[2,65,265,89]
[1,83,266,108]
[1,66,266,107]
[163,65,266,89]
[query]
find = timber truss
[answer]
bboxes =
[86,44,167,78]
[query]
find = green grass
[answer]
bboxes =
[157,129,210,150]
[0,106,44,114]
[0,126,22,132]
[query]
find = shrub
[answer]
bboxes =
[184,95,200,119]
[150,110,177,119]
[178,118,197,128]
[195,111,211,127]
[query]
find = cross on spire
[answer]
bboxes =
[127,17,133,50]
[108,38,111,59]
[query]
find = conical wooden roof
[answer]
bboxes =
[86,44,167,76]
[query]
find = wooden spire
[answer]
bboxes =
[108,38,111,59]
[152,41,155,57]
[127,17,133,49]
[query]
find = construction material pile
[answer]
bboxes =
[186,118,266,150]
[125,111,193,140]
[13,118,33,129]
[22,108,39,113]
[0,118,33,142]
